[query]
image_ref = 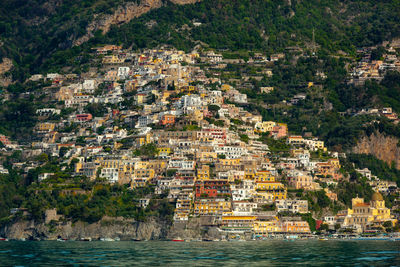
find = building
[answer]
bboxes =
[195,180,231,198]
[343,192,395,231]
[161,114,176,126]
[275,199,308,214]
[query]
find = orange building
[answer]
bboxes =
[161,114,176,126]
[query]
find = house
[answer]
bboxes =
[195,179,230,198]
[260,87,274,94]
[280,217,311,233]
[221,214,256,233]
[194,199,231,216]
[287,136,304,145]
[0,165,9,175]
[76,114,93,122]
[255,180,287,200]
[287,173,313,190]
[38,173,54,182]
[36,123,56,133]
[161,114,176,126]
[275,199,308,214]
[253,216,280,234]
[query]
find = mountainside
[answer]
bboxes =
[74,0,201,46]
[353,132,400,169]
[0,0,200,80]
[0,0,399,80]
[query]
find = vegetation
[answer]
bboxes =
[348,153,400,186]
[1,0,399,80]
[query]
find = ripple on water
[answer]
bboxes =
[0,240,399,265]
[363,251,399,254]
[356,256,394,261]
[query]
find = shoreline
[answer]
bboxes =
[1,237,400,242]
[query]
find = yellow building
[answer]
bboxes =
[196,151,218,162]
[345,192,395,231]
[197,165,210,181]
[328,158,341,169]
[221,84,233,91]
[102,55,124,64]
[254,121,276,133]
[254,171,275,182]
[221,215,256,232]
[253,191,275,203]
[158,147,172,156]
[194,200,232,216]
[255,181,287,200]
[136,133,152,146]
[253,217,280,234]
[36,122,56,132]
[136,94,146,104]
[218,158,241,166]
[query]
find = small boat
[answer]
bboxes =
[319,238,328,241]
[0,238,8,241]
[100,238,115,242]
[172,239,184,242]
[57,238,66,242]
[80,237,92,242]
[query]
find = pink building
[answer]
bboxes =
[0,135,11,146]
[270,125,288,139]
[76,114,93,122]
[288,174,313,189]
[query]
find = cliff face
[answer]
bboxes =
[0,58,13,87]
[353,132,400,169]
[74,0,201,46]
[0,216,226,241]
[0,217,170,241]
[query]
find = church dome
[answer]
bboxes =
[371,192,384,201]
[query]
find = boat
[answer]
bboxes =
[318,238,328,241]
[172,239,184,242]
[0,238,8,241]
[80,237,92,242]
[100,238,115,241]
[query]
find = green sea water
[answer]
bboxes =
[0,240,399,266]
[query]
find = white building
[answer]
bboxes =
[230,180,255,201]
[118,67,131,79]
[275,199,308,214]
[100,168,119,183]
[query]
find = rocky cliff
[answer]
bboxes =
[0,58,13,87]
[353,132,400,169]
[0,216,224,241]
[74,0,201,46]
[0,217,170,241]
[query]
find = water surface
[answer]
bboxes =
[0,240,399,266]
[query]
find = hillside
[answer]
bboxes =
[0,0,399,80]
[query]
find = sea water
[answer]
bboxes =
[0,240,399,266]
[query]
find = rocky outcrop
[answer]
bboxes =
[0,58,13,75]
[0,216,229,241]
[167,217,225,240]
[0,58,13,87]
[353,132,400,169]
[74,0,201,46]
[0,217,170,241]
